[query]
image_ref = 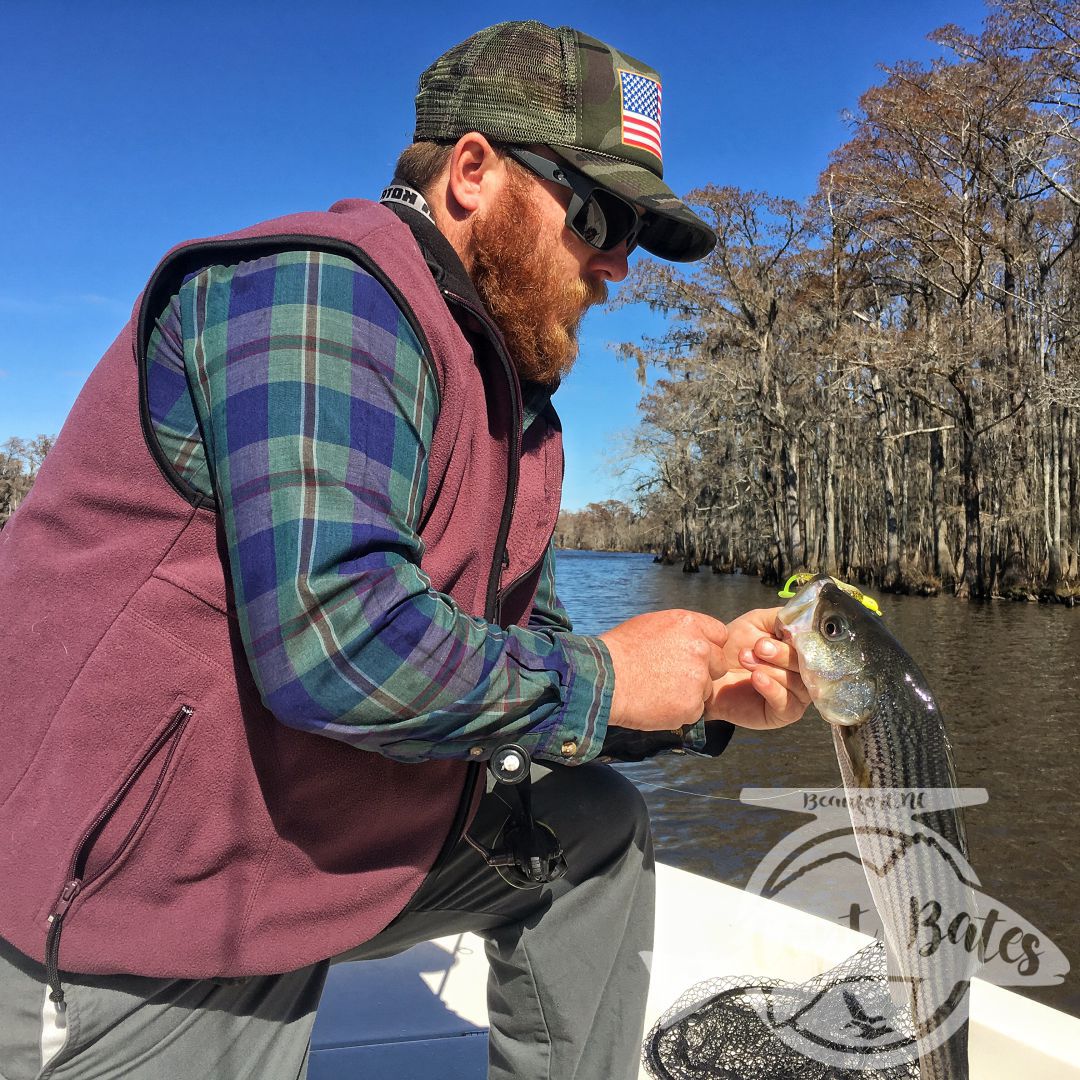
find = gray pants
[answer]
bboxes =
[0,763,654,1080]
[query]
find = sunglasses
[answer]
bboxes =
[504,147,644,255]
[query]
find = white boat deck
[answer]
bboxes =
[308,862,1080,1078]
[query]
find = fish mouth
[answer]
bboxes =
[776,576,861,725]
[776,577,827,637]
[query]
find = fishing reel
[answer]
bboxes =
[470,744,568,889]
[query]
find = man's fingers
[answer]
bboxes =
[707,641,728,681]
[694,614,728,649]
[702,670,748,722]
[739,637,799,673]
[752,665,811,719]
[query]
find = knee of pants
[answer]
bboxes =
[536,763,653,874]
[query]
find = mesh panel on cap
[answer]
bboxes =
[414,22,577,144]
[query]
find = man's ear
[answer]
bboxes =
[446,132,504,216]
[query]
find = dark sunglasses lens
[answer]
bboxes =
[572,190,639,251]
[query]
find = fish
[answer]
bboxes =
[777,575,979,1080]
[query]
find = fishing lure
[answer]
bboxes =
[778,573,882,616]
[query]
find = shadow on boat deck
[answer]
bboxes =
[309,937,488,1079]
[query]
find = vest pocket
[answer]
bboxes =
[43,702,195,1006]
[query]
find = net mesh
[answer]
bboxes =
[642,941,919,1080]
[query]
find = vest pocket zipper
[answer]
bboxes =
[493,551,548,627]
[44,703,194,1007]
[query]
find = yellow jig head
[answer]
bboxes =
[778,573,882,616]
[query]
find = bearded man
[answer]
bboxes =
[0,21,808,1080]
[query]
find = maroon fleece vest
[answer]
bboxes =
[0,200,563,982]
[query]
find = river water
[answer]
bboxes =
[554,548,1080,1018]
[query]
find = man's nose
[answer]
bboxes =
[588,244,630,283]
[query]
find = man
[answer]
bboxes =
[0,21,808,1080]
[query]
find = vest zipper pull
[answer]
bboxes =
[45,878,82,1006]
[49,879,82,922]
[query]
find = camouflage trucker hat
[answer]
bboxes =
[413,21,716,263]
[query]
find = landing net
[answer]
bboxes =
[642,940,918,1079]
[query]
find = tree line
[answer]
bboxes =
[0,436,53,529]
[612,0,1080,600]
[555,501,656,553]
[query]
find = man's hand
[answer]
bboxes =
[598,607,810,734]
[599,610,729,730]
[710,606,809,730]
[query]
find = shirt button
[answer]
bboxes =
[469,745,484,758]
[561,740,578,757]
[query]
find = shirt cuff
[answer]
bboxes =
[530,633,613,765]
[682,719,736,757]
[593,719,736,763]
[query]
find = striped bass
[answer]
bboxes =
[777,575,979,1079]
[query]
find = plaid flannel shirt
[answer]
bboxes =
[144,249,613,764]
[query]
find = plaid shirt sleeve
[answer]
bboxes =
[145,249,613,765]
[526,537,574,635]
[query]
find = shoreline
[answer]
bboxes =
[555,547,1080,606]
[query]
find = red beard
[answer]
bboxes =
[465,166,608,386]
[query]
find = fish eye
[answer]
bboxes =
[822,615,848,640]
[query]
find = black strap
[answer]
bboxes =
[469,745,567,887]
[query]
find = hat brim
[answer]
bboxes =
[548,145,716,263]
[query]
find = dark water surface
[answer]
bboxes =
[554,548,1080,1017]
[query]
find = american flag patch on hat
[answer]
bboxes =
[619,70,662,161]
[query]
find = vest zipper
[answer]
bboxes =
[431,289,523,874]
[44,703,194,1007]
[439,288,522,619]
[494,547,552,627]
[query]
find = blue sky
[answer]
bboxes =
[1,1,991,509]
